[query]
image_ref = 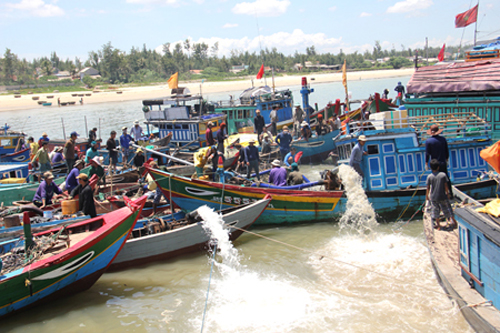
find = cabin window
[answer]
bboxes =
[182,124,189,130]
[382,143,394,154]
[238,110,243,119]
[429,108,435,115]
[367,144,379,155]
[445,107,451,114]
[261,104,268,110]
[16,170,22,178]
[407,154,415,173]
[495,107,500,122]
[398,155,406,173]
[386,177,398,186]
[416,153,423,172]
[368,157,381,177]
[384,156,397,175]
[228,112,233,119]
[166,124,173,130]
[437,108,443,115]
[451,150,458,169]
[371,179,383,188]
[401,175,416,184]
[1,139,10,147]
[468,148,476,167]
[477,107,484,119]
[459,226,470,271]
[477,147,485,166]
[459,149,467,168]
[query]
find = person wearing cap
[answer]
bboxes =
[69,173,96,218]
[349,135,368,179]
[51,146,65,164]
[293,103,305,137]
[284,147,297,167]
[287,163,304,185]
[33,171,65,208]
[131,120,144,143]
[268,159,287,186]
[120,127,133,164]
[107,130,118,170]
[89,156,105,183]
[87,127,98,150]
[216,122,227,154]
[85,141,100,164]
[425,124,452,193]
[63,131,79,171]
[270,106,279,136]
[244,139,260,180]
[300,121,312,141]
[205,122,215,146]
[254,110,265,143]
[31,141,51,173]
[65,159,85,193]
[133,148,146,168]
[275,125,293,161]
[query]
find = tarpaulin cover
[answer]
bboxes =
[407,59,500,94]
[480,140,500,174]
[477,199,500,217]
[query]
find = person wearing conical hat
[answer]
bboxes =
[268,159,287,186]
[349,135,368,178]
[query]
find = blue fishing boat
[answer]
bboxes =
[141,92,226,150]
[0,127,27,161]
[0,163,29,182]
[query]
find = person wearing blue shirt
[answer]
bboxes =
[244,139,260,180]
[269,159,287,186]
[85,141,100,164]
[284,147,297,167]
[275,126,293,161]
[33,172,65,208]
[120,127,133,164]
[349,135,367,178]
[65,159,85,193]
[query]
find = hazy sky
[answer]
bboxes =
[1,0,498,62]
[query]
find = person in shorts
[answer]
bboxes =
[426,159,457,230]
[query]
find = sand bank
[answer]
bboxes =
[0,68,414,112]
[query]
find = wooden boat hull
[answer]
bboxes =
[149,168,342,224]
[0,148,30,163]
[291,129,339,164]
[0,196,146,317]
[110,197,270,270]
[0,177,65,206]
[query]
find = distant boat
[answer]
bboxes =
[60,102,68,106]
[85,93,91,96]
[68,101,76,105]
[32,96,39,101]
[37,101,46,105]
[42,102,52,106]
[46,95,54,99]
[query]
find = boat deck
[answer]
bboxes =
[424,203,500,332]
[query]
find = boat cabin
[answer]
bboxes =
[0,163,29,181]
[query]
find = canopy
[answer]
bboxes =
[407,59,500,94]
[480,140,500,174]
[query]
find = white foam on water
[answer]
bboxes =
[338,164,378,235]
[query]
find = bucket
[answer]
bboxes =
[43,210,53,219]
[4,215,21,228]
[61,199,79,215]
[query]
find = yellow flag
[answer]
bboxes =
[342,60,347,91]
[168,72,178,89]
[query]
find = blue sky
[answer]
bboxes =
[1,0,498,62]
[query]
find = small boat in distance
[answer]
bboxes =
[42,102,52,106]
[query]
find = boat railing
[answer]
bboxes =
[466,49,500,62]
[409,113,491,141]
[211,100,254,108]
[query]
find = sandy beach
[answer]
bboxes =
[0,68,414,112]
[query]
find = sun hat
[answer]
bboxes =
[249,139,256,144]
[426,124,443,136]
[74,159,84,168]
[54,146,62,152]
[76,173,89,181]
[42,132,48,136]
[295,102,300,107]
[134,120,139,125]
[122,126,127,131]
[301,121,309,127]
[358,135,367,141]
[271,159,281,167]
[137,148,143,153]
[207,122,214,127]
[91,156,101,166]
[44,171,54,179]
[291,162,299,171]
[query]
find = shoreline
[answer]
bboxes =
[0,68,414,112]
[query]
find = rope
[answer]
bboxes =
[393,168,427,224]
[223,223,475,305]
[200,241,217,333]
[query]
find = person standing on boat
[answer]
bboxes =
[382,89,389,99]
[32,141,51,173]
[206,122,215,146]
[293,103,305,137]
[28,136,39,160]
[130,120,144,143]
[275,126,293,161]
[425,124,452,194]
[216,122,227,154]
[65,159,85,193]
[268,159,287,186]
[33,171,66,208]
[89,156,105,183]
[349,135,368,178]
[120,127,133,164]
[87,127,97,150]
[85,141,99,164]
[254,110,265,143]
[69,173,97,218]
[300,121,312,141]
[425,159,457,231]
[244,139,260,181]
[270,106,278,136]
[316,114,330,136]
[107,130,118,170]
[193,146,211,178]
[284,147,297,167]
[133,148,146,168]
[63,131,78,171]
[394,82,405,106]
[38,132,50,147]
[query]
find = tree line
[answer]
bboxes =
[0,40,466,87]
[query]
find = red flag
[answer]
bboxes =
[256,64,264,79]
[438,43,446,62]
[455,5,478,28]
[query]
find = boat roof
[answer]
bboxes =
[0,163,27,172]
[407,59,500,94]
[145,113,225,124]
[143,94,203,106]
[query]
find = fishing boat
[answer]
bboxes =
[0,128,26,158]
[0,163,30,181]
[405,58,500,141]
[42,103,51,107]
[0,195,146,317]
[0,148,30,163]
[110,196,271,270]
[211,86,294,135]
[148,167,342,224]
[0,176,65,206]
[423,186,500,331]
[107,196,171,218]
[142,91,226,150]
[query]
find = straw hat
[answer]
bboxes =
[122,126,127,131]
[358,135,367,142]
[134,120,139,125]
[76,173,89,181]
[426,124,443,136]
[301,121,309,127]
[271,159,281,167]
[137,148,144,153]
[92,156,101,166]
[44,171,54,179]
[74,159,84,168]
[248,139,256,144]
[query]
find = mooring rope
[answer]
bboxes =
[200,241,217,333]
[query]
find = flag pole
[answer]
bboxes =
[474,1,479,46]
